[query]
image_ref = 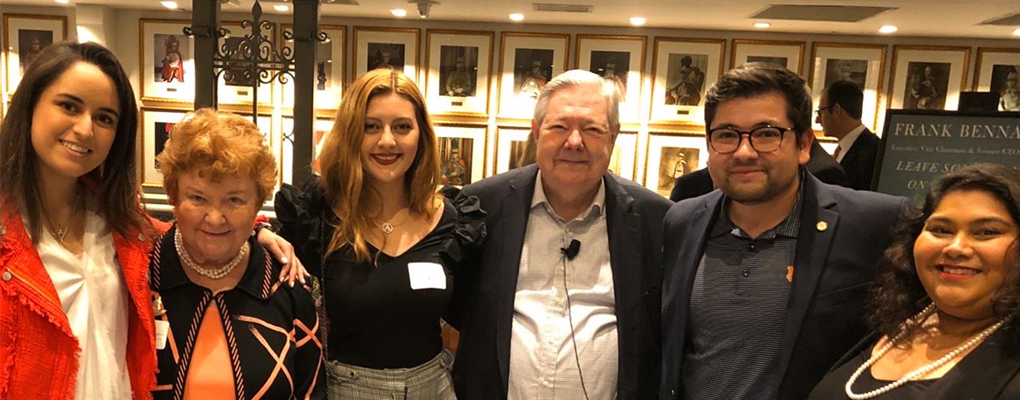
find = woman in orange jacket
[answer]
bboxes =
[0,41,307,400]
[0,40,157,400]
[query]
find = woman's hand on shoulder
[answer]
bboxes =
[257,229,311,286]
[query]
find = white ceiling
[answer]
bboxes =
[4,0,1020,40]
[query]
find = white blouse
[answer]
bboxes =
[33,210,132,400]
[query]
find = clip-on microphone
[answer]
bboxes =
[561,239,581,260]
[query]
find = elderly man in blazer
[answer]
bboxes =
[453,70,671,400]
[660,63,909,400]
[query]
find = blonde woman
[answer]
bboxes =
[276,68,484,398]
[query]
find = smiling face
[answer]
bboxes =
[914,189,1019,321]
[706,92,811,205]
[31,62,121,187]
[533,83,618,193]
[360,92,420,188]
[174,169,260,266]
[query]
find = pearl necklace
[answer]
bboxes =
[845,303,1010,399]
[174,229,249,280]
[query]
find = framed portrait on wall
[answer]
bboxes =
[643,133,708,198]
[809,42,886,132]
[497,32,570,119]
[4,14,68,94]
[973,47,1020,112]
[888,45,970,111]
[649,37,725,126]
[139,108,189,187]
[494,126,531,175]
[216,21,275,105]
[730,39,805,76]
[608,132,638,181]
[281,117,333,185]
[280,24,345,111]
[140,19,193,103]
[434,124,487,186]
[576,34,647,122]
[141,109,274,187]
[353,26,420,83]
[424,30,494,117]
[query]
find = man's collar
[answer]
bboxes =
[531,170,606,221]
[838,124,867,151]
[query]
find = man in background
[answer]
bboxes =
[817,80,879,191]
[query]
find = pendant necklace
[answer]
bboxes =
[46,191,81,244]
[380,210,411,234]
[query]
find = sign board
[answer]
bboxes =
[875,110,1020,201]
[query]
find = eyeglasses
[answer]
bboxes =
[816,105,834,114]
[708,125,793,154]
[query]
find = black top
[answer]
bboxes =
[150,226,325,400]
[808,341,934,400]
[275,178,485,369]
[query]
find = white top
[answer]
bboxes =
[836,124,867,162]
[33,210,133,400]
[508,172,619,400]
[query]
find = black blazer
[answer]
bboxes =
[810,329,1020,399]
[839,128,880,191]
[660,172,910,400]
[669,140,849,202]
[453,164,672,400]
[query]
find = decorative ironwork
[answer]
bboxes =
[188,0,325,185]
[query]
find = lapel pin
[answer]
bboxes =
[816,221,828,232]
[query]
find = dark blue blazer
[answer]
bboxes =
[659,172,910,400]
[453,164,672,400]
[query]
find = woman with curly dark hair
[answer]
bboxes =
[809,163,1020,399]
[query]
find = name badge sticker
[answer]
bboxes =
[155,319,170,350]
[407,262,447,290]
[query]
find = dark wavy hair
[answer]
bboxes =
[0,41,147,240]
[868,163,1020,343]
[704,62,813,144]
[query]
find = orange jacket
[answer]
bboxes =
[0,207,158,400]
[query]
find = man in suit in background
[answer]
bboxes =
[669,139,849,202]
[454,69,671,399]
[818,80,879,190]
[660,63,909,400]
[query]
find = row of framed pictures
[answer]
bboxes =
[4,14,1019,127]
[138,106,709,198]
[125,18,1019,123]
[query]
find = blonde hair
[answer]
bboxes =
[318,69,441,262]
[157,108,277,206]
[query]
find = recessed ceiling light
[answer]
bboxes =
[879,25,898,34]
[1013,28,1020,37]
[754,22,771,29]
[391,8,407,17]
[54,0,70,4]
[629,17,647,26]
[509,13,525,22]
[273,4,288,11]
[160,1,177,9]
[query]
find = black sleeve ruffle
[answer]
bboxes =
[438,185,486,265]
[275,177,328,279]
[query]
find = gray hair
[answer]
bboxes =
[533,69,621,128]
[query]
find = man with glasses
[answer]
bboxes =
[659,63,909,400]
[818,80,879,190]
